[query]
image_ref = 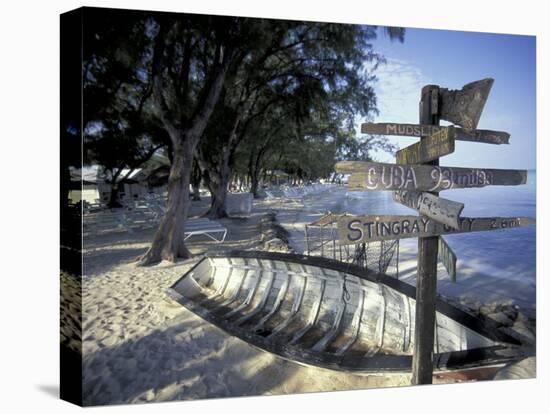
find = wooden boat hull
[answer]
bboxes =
[167,251,522,374]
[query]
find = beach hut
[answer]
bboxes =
[69,165,166,206]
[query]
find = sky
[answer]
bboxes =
[365,27,536,170]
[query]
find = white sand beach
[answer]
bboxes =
[76,192,535,406]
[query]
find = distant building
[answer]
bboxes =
[69,165,166,205]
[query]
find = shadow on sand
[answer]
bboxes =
[81,314,302,406]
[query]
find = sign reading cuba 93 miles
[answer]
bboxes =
[336,161,527,192]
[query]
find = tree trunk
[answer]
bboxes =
[198,113,242,219]
[250,158,264,199]
[204,159,230,218]
[139,24,232,266]
[139,141,193,264]
[248,150,263,199]
[191,182,201,201]
[107,182,123,208]
[191,158,202,201]
[250,172,260,198]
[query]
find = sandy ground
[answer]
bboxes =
[75,192,536,406]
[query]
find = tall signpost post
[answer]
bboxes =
[335,78,535,384]
[412,85,440,384]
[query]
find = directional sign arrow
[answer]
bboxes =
[335,161,527,192]
[396,126,456,164]
[393,190,464,229]
[361,123,510,145]
[337,215,535,244]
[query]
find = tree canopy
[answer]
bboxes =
[81,8,404,263]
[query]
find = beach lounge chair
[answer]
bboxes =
[83,210,129,236]
[128,200,164,222]
[184,218,228,242]
[124,209,158,231]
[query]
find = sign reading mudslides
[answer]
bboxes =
[337,215,535,244]
[397,127,455,164]
[393,190,464,229]
[361,122,510,145]
[335,161,527,192]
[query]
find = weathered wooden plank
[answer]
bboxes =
[438,78,494,131]
[438,236,457,282]
[337,215,535,245]
[225,270,263,317]
[412,85,440,386]
[361,123,509,145]
[396,126,455,164]
[234,271,275,325]
[393,190,464,230]
[289,280,326,345]
[336,161,527,192]
[252,271,291,330]
[268,275,307,337]
[334,289,365,356]
[311,281,346,352]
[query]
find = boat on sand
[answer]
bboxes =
[167,251,523,373]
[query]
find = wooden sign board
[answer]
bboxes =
[396,127,456,164]
[393,190,464,229]
[361,123,509,145]
[337,215,535,244]
[438,78,493,131]
[438,237,457,282]
[335,161,527,192]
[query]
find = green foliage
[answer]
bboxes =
[83,9,167,182]
[82,9,404,186]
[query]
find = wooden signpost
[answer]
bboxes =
[438,236,457,282]
[336,161,527,192]
[337,215,534,244]
[396,126,455,165]
[336,78,534,385]
[392,191,464,229]
[413,84,440,385]
[361,123,510,145]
